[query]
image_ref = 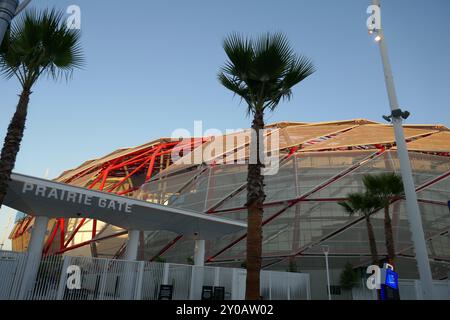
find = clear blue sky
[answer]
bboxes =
[1,0,449,248]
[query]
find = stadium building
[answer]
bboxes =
[9,119,450,297]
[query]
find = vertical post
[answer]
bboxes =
[122,230,140,299]
[306,274,311,300]
[56,256,71,300]
[162,263,169,285]
[98,260,109,300]
[322,245,331,300]
[0,0,18,45]
[325,253,331,300]
[189,265,196,300]
[19,215,49,299]
[269,271,272,300]
[134,261,145,300]
[287,274,291,300]
[194,239,205,267]
[370,0,434,299]
[231,268,238,300]
[214,267,220,287]
[124,230,140,261]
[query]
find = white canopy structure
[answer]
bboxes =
[4,172,247,297]
[4,173,246,239]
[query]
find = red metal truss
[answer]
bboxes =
[40,139,206,256]
[206,149,385,262]
[274,170,450,266]
[11,216,33,240]
[210,171,450,264]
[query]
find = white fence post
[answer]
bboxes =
[162,263,169,285]
[98,260,109,300]
[306,274,311,300]
[189,265,196,300]
[287,273,291,300]
[214,267,220,287]
[269,272,272,300]
[56,256,71,300]
[414,280,423,299]
[19,216,49,299]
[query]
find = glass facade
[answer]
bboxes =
[9,119,450,279]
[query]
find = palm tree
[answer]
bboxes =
[218,32,315,299]
[0,8,83,208]
[363,173,404,267]
[339,192,381,266]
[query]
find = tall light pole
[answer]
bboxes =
[367,0,434,299]
[0,0,32,46]
[322,245,331,300]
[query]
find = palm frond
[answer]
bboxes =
[0,7,84,87]
[338,201,355,216]
[363,172,404,199]
[218,32,315,115]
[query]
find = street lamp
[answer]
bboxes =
[0,0,32,46]
[367,0,434,299]
[322,245,331,300]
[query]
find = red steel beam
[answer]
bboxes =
[116,187,140,196]
[45,139,205,255]
[43,220,59,255]
[12,219,26,239]
[146,146,163,181]
[56,230,128,255]
[13,216,33,239]
[207,150,384,262]
[59,218,65,250]
[280,170,450,264]
[150,235,183,261]
[63,218,88,248]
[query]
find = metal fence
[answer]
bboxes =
[0,250,28,299]
[351,278,450,300]
[0,250,310,300]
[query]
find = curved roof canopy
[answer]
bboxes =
[5,173,246,240]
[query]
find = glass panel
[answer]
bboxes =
[137,168,202,205]
[216,150,374,210]
[311,151,450,199]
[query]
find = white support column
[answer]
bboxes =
[19,215,49,299]
[121,230,140,299]
[162,263,169,285]
[124,229,139,261]
[194,239,205,267]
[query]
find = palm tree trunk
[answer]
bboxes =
[384,205,396,266]
[0,86,31,208]
[245,109,265,300]
[365,215,379,266]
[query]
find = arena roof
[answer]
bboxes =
[9,119,450,278]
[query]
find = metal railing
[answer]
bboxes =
[351,278,450,300]
[0,250,310,300]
